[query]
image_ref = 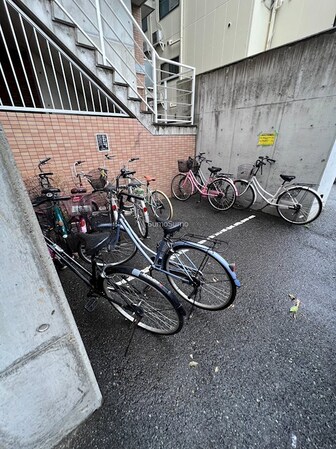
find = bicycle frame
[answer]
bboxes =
[181,170,219,197]
[243,176,296,209]
[112,206,239,286]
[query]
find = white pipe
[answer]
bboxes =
[265,0,283,50]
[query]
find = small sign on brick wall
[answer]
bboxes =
[96,133,109,152]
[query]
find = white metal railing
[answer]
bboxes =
[52,0,196,124]
[0,0,129,116]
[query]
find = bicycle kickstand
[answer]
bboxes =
[124,315,142,357]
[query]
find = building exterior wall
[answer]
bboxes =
[270,0,336,49]
[0,113,195,196]
[183,0,254,73]
[145,0,336,75]
[195,30,336,205]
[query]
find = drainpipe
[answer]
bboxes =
[180,0,184,63]
[265,0,284,50]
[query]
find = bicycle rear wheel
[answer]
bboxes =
[171,174,192,201]
[103,266,184,335]
[233,180,255,210]
[207,178,236,211]
[163,244,236,310]
[78,228,137,266]
[150,190,173,221]
[276,186,322,225]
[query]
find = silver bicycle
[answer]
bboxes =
[234,156,323,225]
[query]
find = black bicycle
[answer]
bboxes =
[43,197,185,336]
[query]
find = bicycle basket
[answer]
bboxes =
[178,157,200,174]
[86,169,108,190]
[237,164,254,180]
[178,159,189,173]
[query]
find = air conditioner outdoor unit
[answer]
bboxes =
[143,41,151,55]
[152,29,163,46]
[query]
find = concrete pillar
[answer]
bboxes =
[0,125,102,449]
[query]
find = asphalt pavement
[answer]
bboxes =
[56,185,336,449]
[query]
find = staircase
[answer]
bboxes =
[14,0,197,136]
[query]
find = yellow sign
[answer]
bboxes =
[257,132,277,146]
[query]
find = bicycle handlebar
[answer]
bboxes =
[39,157,51,167]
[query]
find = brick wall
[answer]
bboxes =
[0,112,195,196]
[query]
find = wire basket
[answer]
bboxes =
[237,164,254,180]
[86,169,108,190]
[63,195,94,217]
[178,157,200,174]
[178,159,189,172]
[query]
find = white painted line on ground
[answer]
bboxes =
[197,215,256,245]
[115,214,257,281]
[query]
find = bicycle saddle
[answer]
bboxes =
[161,222,183,236]
[144,176,156,182]
[208,166,221,174]
[128,180,142,188]
[41,188,60,194]
[79,232,111,256]
[71,187,87,194]
[280,174,296,183]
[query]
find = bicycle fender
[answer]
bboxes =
[171,240,241,288]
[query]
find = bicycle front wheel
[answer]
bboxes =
[163,244,236,310]
[103,266,184,335]
[150,190,173,221]
[171,174,192,201]
[233,180,255,210]
[78,228,137,266]
[134,200,149,238]
[276,186,323,225]
[207,178,236,211]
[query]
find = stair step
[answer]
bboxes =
[51,2,76,28]
[96,63,115,73]
[113,80,129,88]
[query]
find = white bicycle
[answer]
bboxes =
[233,156,323,225]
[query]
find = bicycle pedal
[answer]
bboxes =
[85,296,98,312]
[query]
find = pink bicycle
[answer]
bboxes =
[171,157,236,211]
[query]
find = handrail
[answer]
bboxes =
[52,0,195,124]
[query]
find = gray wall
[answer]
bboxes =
[0,126,102,449]
[195,29,336,205]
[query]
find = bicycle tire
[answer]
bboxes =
[134,200,149,238]
[233,180,255,210]
[150,190,173,221]
[171,174,192,201]
[103,266,184,335]
[163,243,237,310]
[276,186,323,225]
[78,228,137,266]
[207,178,236,211]
[192,173,203,195]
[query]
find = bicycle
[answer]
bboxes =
[43,231,185,336]
[127,173,173,222]
[113,156,150,238]
[233,156,323,225]
[171,156,237,211]
[80,186,241,311]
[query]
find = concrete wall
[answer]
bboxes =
[195,29,336,204]
[0,126,102,449]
